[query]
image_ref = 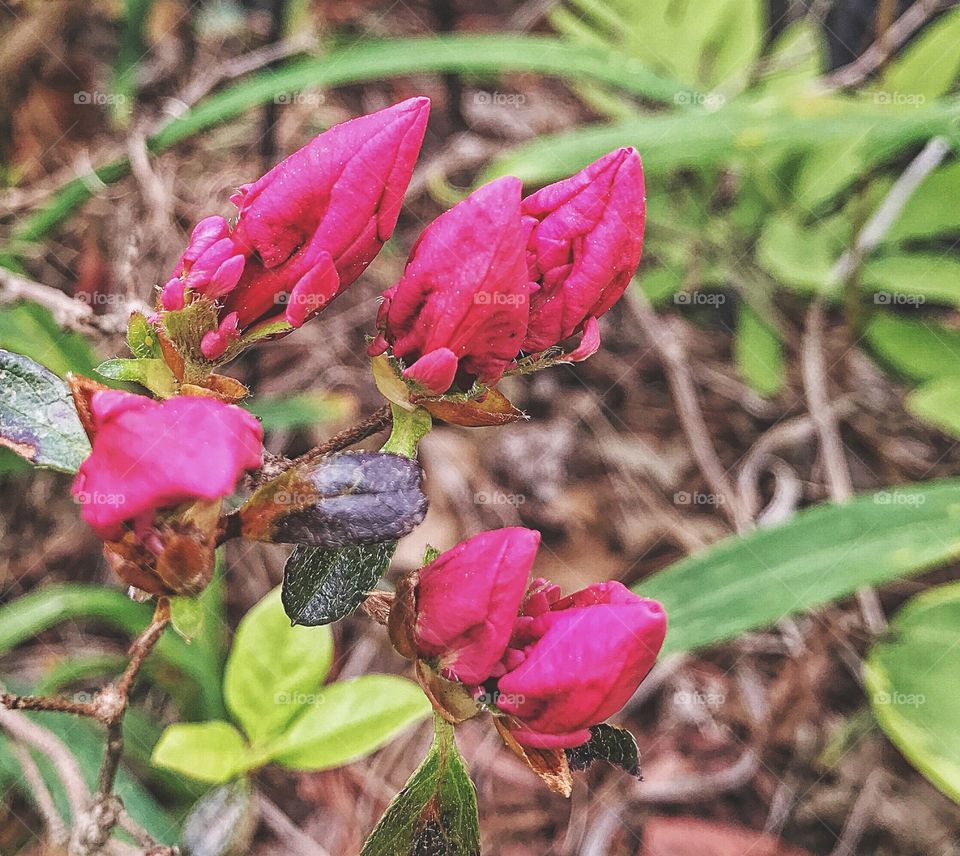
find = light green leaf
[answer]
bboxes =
[884,161,960,244]
[880,5,960,101]
[170,594,206,643]
[152,721,249,785]
[907,377,960,438]
[734,305,784,397]
[268,676,431,771]
[126,310,163,359]
[862,253,960,307]
[756,212,846,293]
[224,587,334,745]
[864,313,960,383]
[96,357,176,397]
[639,480,960,654]
[866,581,960,803]
[360,717,479,856]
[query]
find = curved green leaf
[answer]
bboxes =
[866,582,960,803]
[152,721,249,785]
[639,480,960,654]
[223,587,334,745]
[268,676,431,771]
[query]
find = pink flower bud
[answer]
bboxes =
[370,177,532,395]
[72,390,263,541]
[521,148,645,355]
[496,580,666,749]
[414,528,540,685]
[160,98,430,356]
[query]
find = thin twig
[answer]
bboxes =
[833,136,952,283]
[9,739,69,844]
[284,403,394,471]
[0,705,90,818]
[627,287,751,531]
[801,301,853,502]
[824,0,949,90]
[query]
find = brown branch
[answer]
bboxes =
[626,287,752,531]
[283,403,394,471]
[824,0,948,90]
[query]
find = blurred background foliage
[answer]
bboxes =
[2,0,960,854]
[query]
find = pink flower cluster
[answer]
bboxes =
[369,148,645,394]
[413,528,666,749]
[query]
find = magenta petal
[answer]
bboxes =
[377,177,530,390]
[558,316,601,362]
[160,278,186,311]
[72,391,262,540]
[402,348,459,395]
[206,255,247,299]
[522,148,645,353]
[415,528,541,685]
[284,252,340,327]
[200,312,241,360]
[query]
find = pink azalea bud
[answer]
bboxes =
[369,177,532,394]
[496,580,666,749]
[160,98,430,357]
[521,148,645,355]
[414,528,540,685]
[72,390,263,541]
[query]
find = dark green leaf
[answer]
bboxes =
[282,542,395,626]
[180,779,257,856]
[360,717,479,856]
[238,451,427,548]
[0,349,90,472]
[639,480,960,654]
[565,724,641,778]
[865,313,960,383]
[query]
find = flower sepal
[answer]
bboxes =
[102,496,223,598]
[491,717,573,797]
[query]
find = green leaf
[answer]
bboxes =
[883,161,960,244]
[245,392,354,433]
[481,99,960,186]
[880,5,960,101]
[5,35,686,259]
[907,377,960,438]
[360,717,479,856]
[268,676,431,771]
[126,310,163,359]
[0,349,90,472]
[755,211,847,293]
[223,587,333,745]
[170,594,206,642]
[180,778,258,856]
[0,302,98,377]
[95,357,176,397]
[862,253,960,307]
[565,724,641,778]
[864,312,960,383]
[0,583,226,720]
[152,721,249,784]
[734,305,784,397]
[866,581,960,803]
[282,542,396,626]
[639,480,960,655]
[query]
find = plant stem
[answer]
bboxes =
[285,403,394,470]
